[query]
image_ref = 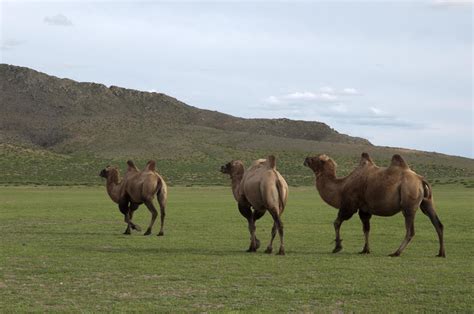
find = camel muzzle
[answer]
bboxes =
[303,159,309,167]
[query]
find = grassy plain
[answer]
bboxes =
[0,185,472,312]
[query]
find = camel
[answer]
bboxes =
[304,153,445,257]
[99,160,168,236]
[221,156,289,255]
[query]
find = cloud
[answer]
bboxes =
[0,39,25,50]
[369,106,386,116]
[259,90,419,128]
[285,91,338,101]
[341,87,359,95]
[431,0,473,6]
[263,86,360,106]
[44,14,73,26]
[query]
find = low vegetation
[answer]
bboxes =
[0,185,472,312]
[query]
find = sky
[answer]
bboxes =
[1,0,472,158]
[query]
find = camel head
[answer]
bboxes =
[220,160,244,176]
[304,154,337,175]
[99,166,120,182]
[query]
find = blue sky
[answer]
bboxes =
[1,0,472,157]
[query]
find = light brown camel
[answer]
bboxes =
[304,153,445,257]
[99,160,168,236]
[221,156,289,255]
[99,163,140,234]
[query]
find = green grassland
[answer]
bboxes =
[1,185,472,312]
[2,143,474,187]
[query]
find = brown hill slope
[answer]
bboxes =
[0,63,369,157]
[0,63,472,186]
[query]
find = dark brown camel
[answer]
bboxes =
[304,153,445,257]
[221,156,289,255]
[99,160,168,236]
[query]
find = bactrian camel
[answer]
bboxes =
[221,156,289,255]
[100,160,168,236]
[304,153,445,257]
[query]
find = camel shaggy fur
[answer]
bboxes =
[304,153,445,257]
[99,160,168,236]
[221,156,289,255]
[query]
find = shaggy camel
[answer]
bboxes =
[99,160,168,236]
[221,156,289,255]
[304,153,445,257]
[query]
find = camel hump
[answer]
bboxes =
[390,154,409,169]
[267,155,276,169]
[144,160,156,171]
[126,160,139,172]
[360,152,374,166]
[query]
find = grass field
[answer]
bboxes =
[0,184,472,312]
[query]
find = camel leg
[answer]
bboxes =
[358,211,372,254]
[420,199,445,257]
[268,209,284,255]
[119,201,132,235]
[129,203,141,232]
[389,211,415,257]
[238,203,257,252]
[264,222,277,254]
[253,210,265,250]
[156,195,166,237]
[143,200,158,236]
[333,209,355,253]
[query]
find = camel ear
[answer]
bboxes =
[268,155,276,169]
[145,160,156,171]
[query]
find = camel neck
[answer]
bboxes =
[315,172,342,209]
[230,172,243,202]
[106,177,122,203]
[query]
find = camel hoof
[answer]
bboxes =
[436,253,446,258]
[277,249,285,256]
[264,247,272,254]
[389,252,400,257]
[157,231,164,236]
[144,230,152,236]
[332,246,342,253]
[246,248,257,253]
[359,250,371,254]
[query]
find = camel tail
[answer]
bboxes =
[275,176,286,213]
[422,179,432,200]
[156,176,168,207]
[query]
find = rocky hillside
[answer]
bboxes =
[0,63,472,186]
[0,64,369,157]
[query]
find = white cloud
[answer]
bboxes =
[319,86,335,93]
[369,106,386,116]
[44,14,73,26]
[432,0,473,6]
[341,87,359,95]
[0,39,24,50]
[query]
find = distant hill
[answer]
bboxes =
[1,63,473,186]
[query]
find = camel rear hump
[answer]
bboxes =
[390,154,409,169]
[144,160,156,172]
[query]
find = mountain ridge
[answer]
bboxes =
[0,63,370,154]
[0,63,472,186]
